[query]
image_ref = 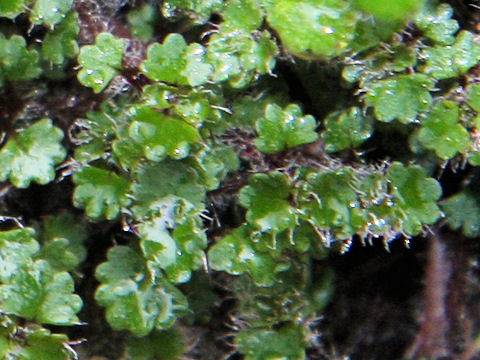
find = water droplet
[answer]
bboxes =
[51,7,60,13]
[86,69,94,75]
[322,27,335,34]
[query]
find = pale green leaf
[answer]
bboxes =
[95,247,188,336]
[414,3,459,45]
[422,31,480,79]
[30,0,73,28]
[0,228,39,283]
[0,119,66,188]
[0,260,82,325]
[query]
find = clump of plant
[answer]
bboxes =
[1,0,480,359]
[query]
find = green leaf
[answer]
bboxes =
[235,324,307,360]
[208,226,288,286]
[141,33,212,86]
[139,217,178,270]
[0,34,41,86]
[363,74,433,123]
[422,30,480,80]
[239,172,296,233]
[386,162,442,235]
[39,213,87,271]
[128,4,157,41]
[77,33,126,93]
[299,169,364,238]
[73,166,131,220]
[414,3,459,45]
[124,329,185,360]
[8,328,71,360]
[321,107,373,153]
[206,29,278,87]
[136,195,207,283]
[223,0,264,32]
[0,119,66,188]
[162,0,222,24]
[0,260,82,325]
[416,100,469,159]
[128,106,200,161]
[132,161,205,219]
[30,0,73,28]
[0,0,26,19]
[0,228,39,283]
[353,0,423,22]
[467,83,480,113]
[95,246,188,336]
[267,0,359,58]
[441,191,480,237]
[42,12,79,65]
[255,103,318,153]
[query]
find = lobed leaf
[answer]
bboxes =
[42,12,79,65]
[223,0,264,32]
[416,100,469,159]
[321,107,373,153]
[77,33,126,93]
[0,119,66,188]
[386,162,442,235]
[95,246,188,336]
[38,213,87,272]
[73,166,131,220]
[0,228,39,283]
[5,328,71,360]
[0,260,82,325]
[255,103,318,153]
[128,106,200,161]
[267,0,359,58]
[441,191,480,238]
[132,161,205,219]
[414,3,459,45]
[208,226,288,286]
[363,74,433,123]
[239,172,296,234]
[141,33,212,86]
[30,0,73,28]
[0,34,41,86]
[422,31,480,80]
